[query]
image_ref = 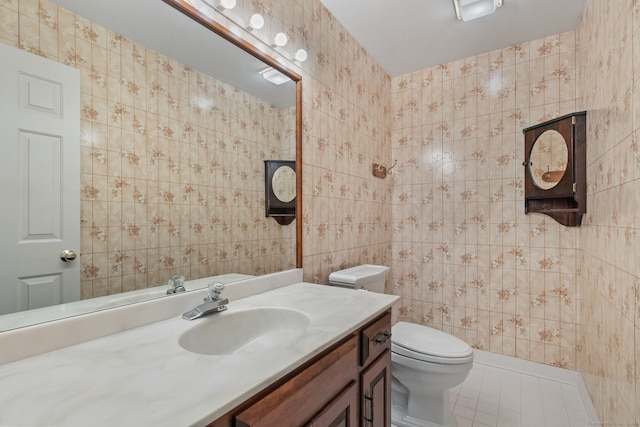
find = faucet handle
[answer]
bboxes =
[167,275,186,294]
[206,282,225,301]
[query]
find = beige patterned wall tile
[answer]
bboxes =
[391,30,582,375]
[575,0,639,422]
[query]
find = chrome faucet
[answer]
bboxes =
[166,275,186,295]
[182,282,229,320]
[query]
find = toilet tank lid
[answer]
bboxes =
[392,321,473,359]
[328,264,390,286]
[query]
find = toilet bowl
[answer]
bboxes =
[391,321,473,427]
[329,265,474,427]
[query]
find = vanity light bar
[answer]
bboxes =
[247,13,264,31]
[272,32,288,47]
[293,49,308,62]
[217,0,236,11]
[201,2,306,65]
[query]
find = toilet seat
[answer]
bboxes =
[391,322,473,365]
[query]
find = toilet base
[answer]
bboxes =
[391,404,457,427]
[391,388,456,427]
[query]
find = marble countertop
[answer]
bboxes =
[0,282,397,427]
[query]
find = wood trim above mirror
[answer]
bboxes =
[163,0,303,267]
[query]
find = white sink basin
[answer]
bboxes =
[178,307,311,355]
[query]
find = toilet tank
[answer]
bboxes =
[328,264,390,293]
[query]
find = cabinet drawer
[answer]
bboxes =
[234,335,358,427]
[360,312,391,367]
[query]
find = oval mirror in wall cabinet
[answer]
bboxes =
[529,129,568,190]
[522,112,586,227]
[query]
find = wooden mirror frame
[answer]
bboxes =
[162,0,303,266]
[522,111,586,227]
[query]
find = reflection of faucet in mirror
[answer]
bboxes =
[166,275,186,295]
[182,282,229,320]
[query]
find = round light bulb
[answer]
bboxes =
[249,13,264,30]
[294,49,308,62]
[219,0,236,10]
[273,32,288,47]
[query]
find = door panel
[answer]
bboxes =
[20,131,62,240]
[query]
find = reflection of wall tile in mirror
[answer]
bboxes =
[0,0,296,300]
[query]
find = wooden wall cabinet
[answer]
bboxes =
[522,111,586,226]
[208,311,392,427]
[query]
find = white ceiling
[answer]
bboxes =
[319,0,587,77]
[50,0,587,103]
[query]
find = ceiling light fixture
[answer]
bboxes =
[453,0,502,21]
[259,67,291,85]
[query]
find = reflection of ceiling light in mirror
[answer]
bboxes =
[294,49,308,62]
[248,14,264,30]
[453,0,502,21]
[273,32,288,47]
[259,67,291,86]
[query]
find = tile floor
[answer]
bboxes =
[393,350,599,427]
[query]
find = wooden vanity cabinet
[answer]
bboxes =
[207,311,391,427]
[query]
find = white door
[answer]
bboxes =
[0,43,80,315]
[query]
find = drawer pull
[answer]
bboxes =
[374,331,390,345]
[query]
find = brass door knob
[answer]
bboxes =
[60,250,77,262]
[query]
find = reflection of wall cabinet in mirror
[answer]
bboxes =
[264,160,296,225]
[522,111,586,226]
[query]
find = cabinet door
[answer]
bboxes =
[360,350,391,427]
[307,381,358,427]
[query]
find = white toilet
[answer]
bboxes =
[329,265,474,427]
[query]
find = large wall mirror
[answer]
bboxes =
[0,0,302,331]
